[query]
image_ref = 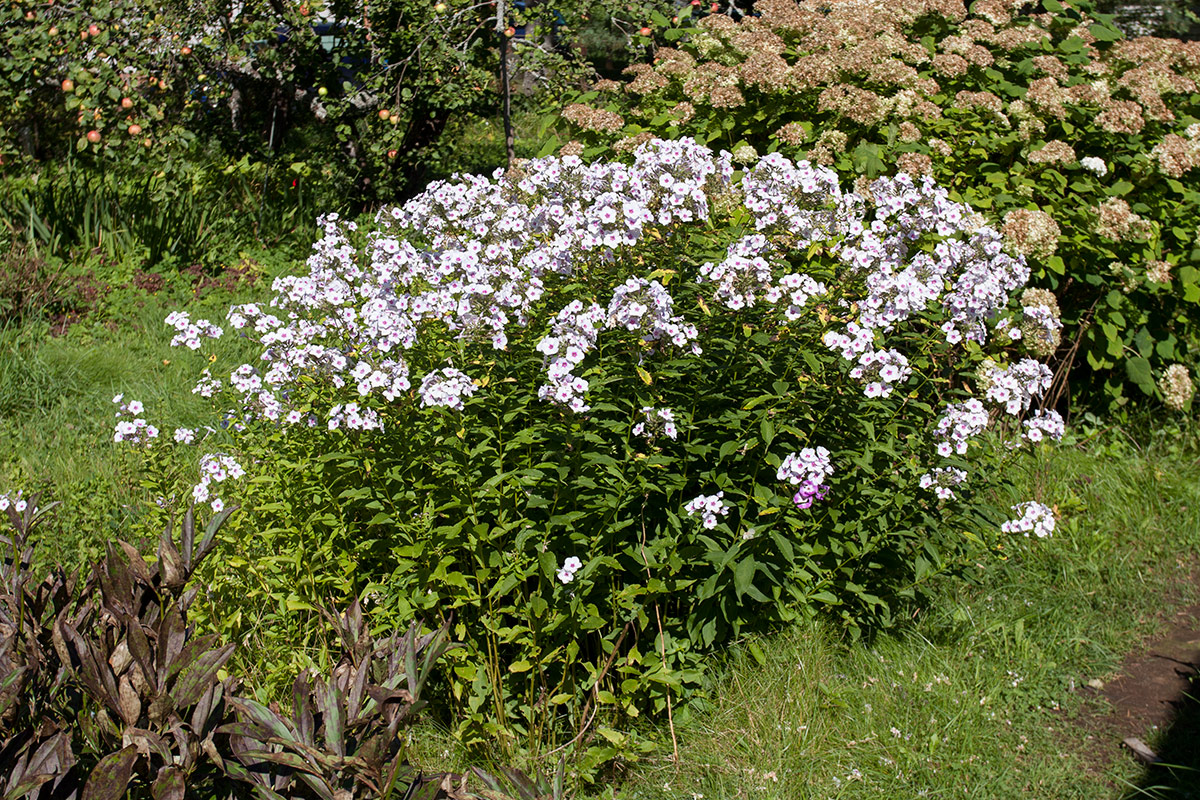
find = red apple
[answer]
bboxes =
[61,78,74,92]
[504,26,515,37]
[86,129,101,143]
[710,2,719,10]
[120,97,133,109]
[24,11,35,21]
[87,23,100,36]
[127,123,141,135]
[378,109,390,120]
[80,30,88,40]
[180,46,192,55]
[48,26,58,36]
[639,26,652,36]
[387,149,398,159]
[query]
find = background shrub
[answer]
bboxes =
[550,0,1200,412]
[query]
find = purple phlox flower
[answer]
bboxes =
[1001,501,1056,538]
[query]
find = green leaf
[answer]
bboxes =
[747,640,767,667]
[1089,22,1122,42]
[1125,356,1155,395]
[733,557,756,601]
[760,418,775,447]
[852,142,885,176]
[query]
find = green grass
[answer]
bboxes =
[0,264,283,570]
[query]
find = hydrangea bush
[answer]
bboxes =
[132,139,1061,754]
[554,0,1200,411]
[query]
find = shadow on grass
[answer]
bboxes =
[1121,666,1200,799]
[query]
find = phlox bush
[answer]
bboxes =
[134,138,1061,756]
[553,0,1200,412]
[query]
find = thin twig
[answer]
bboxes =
[542,620,633,758]
[1046,296,1099,413]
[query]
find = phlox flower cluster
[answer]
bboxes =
[606,277,699,351]
[823,322,876,360]
[418,367,476,412]
[350,358,411,400]
[919,467,967,500]
[112,395,159,445]
[741,152,863,245]
[0,490,30,514]
[940,228,1030,344]
[192,454,245,513]
[193,369,222,399]
[537,301,605,413]
[842,173,1027,344]
[327,402,384,431]
[557,555,583,585]
[697,234,828,317]
[934,400,989,456]
[777,447,835,509]
[633,407,678,440]
[226,364,286,422]
[1000,501,1056,538]
[685,492,731,529]
[849,348,911,398]
[1023,409,1065,443]
[822,172,1029,404]
[165,311,223,350]
[981,359,1053,416]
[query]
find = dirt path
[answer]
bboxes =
[1078,602,1200,797]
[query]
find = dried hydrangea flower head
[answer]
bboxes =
[1093,197,1153,241]
[1018,288,1062,358]
[1151,124,1200,178]
[1160,364,1195,411]
[1145,259,1172,285]
[1027,140,1077,165]
[561,104,624,134]
[1001,208,1060,261]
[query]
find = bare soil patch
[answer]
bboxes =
[1076,601,1200,796]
